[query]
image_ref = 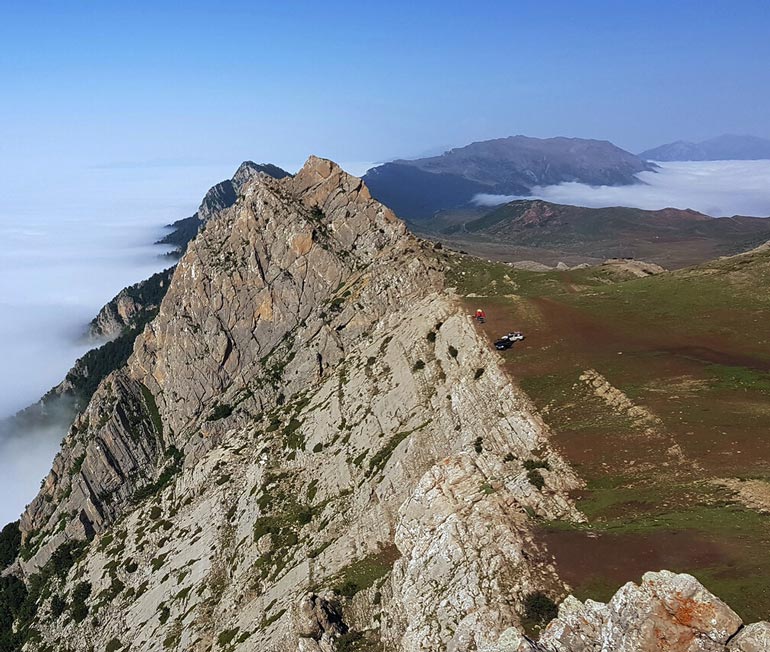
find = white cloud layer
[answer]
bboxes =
[473,160,770,217]
[0,161,234,524]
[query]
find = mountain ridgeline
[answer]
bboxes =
[363,135,656,220]
[1,157,768,652]
[158,161,291,255]
[640,134,770,161]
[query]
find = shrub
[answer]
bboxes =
[207,403,233,422]
[49,594,66,618]
[448,345,458,359]
[523,459,550,471]
[412,359,425,371]
[426,331,437,343]
[527,469,545,490]
[217,628,239,647]
[523,591,558,627]
[474,367,485,380]
[0,521,21,570]
[105,637,123,652]
[70,581,92,622]
[473,437,483,454]
[336,631,366,651]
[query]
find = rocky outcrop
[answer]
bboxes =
[157,161,290,254]
[13,157,584,652]
[538,571,770,652]
[89,268,174,339]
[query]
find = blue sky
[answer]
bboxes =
[1,1,769,171]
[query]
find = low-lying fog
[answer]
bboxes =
[0,161,233,525]
[474,160,770,217]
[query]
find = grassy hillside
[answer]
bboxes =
[441,200,770,269]
[445,244,770,621]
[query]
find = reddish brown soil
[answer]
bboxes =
[540,527,729,600]
[463,290,770,617]
[468,296,770,476]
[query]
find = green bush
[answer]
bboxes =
[49,594,66,618]
[523,591,558,626]
[527,469,545,490]
[105,637,123,652]
[70,581,92,622]
[207,404,234,422]
[217,628,239,647]
[0,521,21,570]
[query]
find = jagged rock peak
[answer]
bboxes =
[11,153,585,652]
[232,160,291,189]
[16,154,430,571]
[537,570,770,652]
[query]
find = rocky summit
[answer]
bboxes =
[1,158,768,652]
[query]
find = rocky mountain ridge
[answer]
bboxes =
[363,136,655,220]
[1,157,767,652]
[157,161,290,255]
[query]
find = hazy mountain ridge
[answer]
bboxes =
[363,136,656,220]
[640,134,770,161]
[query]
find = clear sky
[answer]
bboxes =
[1,0,769,173]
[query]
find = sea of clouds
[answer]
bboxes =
[473,160,770,217]
[0,161,234,524]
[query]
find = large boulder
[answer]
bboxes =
[539,570,745,652]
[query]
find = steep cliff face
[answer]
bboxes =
[89,268,174,340]
[14,157,583,652]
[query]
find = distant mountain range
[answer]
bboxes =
[640,134,770,161]
[363,136,656,220]
[439,199,770,269]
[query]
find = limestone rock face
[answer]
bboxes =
[89,268,174,339]
[729,622,770,652]
[15,157,583,652]
[538,570,765,652]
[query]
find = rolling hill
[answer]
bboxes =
[439,199,770,268]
